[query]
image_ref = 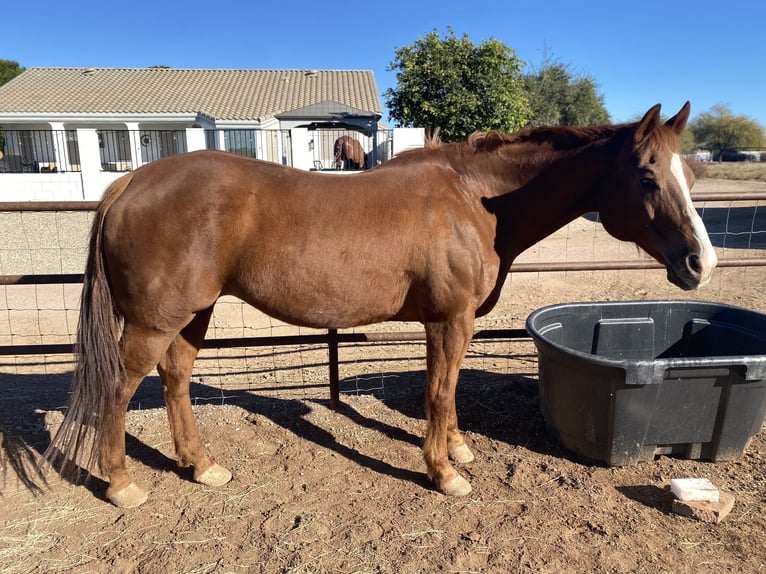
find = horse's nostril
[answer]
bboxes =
[686,253,703,275]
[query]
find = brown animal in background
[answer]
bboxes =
[334,135,366,169]
[43,103,715,508]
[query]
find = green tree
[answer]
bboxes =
[0,59,25,86]
[689,104,765,160]
[385,28,531,142]
[524,59,610,127]
[679,128,697,155]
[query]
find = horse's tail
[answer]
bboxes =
[42,172,135,479]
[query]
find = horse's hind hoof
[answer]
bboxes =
[195,463,232,488]
[440,474,473,497]
[449,444,475,464]
[107,482,148,508]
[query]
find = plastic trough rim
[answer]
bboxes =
[525,299,766,382]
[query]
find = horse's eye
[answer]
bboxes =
[640,177,659,191]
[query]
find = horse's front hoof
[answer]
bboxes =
[449,444,475,464]
[106,482,148,508]
[439,474,473,496]
[195,463,232,487]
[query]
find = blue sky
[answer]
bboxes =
[4,0,764,127]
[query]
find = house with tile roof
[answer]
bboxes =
[0,67,424,200]
[0,67,383,129]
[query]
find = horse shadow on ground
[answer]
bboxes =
[331,368,557,455]
[0,359,583,500]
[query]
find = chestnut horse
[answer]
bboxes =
[44,103,716,507]
[334,135,366,169]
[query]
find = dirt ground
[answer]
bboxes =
[1,179,765,573]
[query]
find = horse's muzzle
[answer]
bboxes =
[668,250,717,290]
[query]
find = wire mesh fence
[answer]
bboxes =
[1,187,765,410]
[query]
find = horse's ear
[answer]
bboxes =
[634,103,662,143]
[665,101,691,135]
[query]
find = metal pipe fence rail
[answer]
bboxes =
[2,192,766,406]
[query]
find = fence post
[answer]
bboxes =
[328,328,340,409]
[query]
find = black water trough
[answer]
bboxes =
[526,300,766,466]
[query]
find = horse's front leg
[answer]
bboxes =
[423,312,474,496]
[447,402,475,464]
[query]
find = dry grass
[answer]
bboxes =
[692,161,766,182]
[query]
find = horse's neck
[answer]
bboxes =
[477,136,619,262]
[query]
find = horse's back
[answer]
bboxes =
[101,150,499,329]
[100,151,404,325]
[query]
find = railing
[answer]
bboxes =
[97,129,346,171]
[305,128,393,171]
[212,129,293,166]
[0,128,297,174]
[98,129,189,172]
[0,128,395,174]
[0,129,81,173]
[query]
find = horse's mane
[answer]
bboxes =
[424,127,442,149]
[467,124,625,153]
[391,122,628,163]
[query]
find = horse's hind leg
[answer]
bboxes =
[102,323,177,508]
[157,307,232,488]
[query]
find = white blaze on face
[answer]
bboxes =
[670,153,718,282]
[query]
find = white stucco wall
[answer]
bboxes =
[392,128,426,155]
[0,173,85,201]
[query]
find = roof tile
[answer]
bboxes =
[0,67,382,120]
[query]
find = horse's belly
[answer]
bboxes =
[230,270,410,330]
